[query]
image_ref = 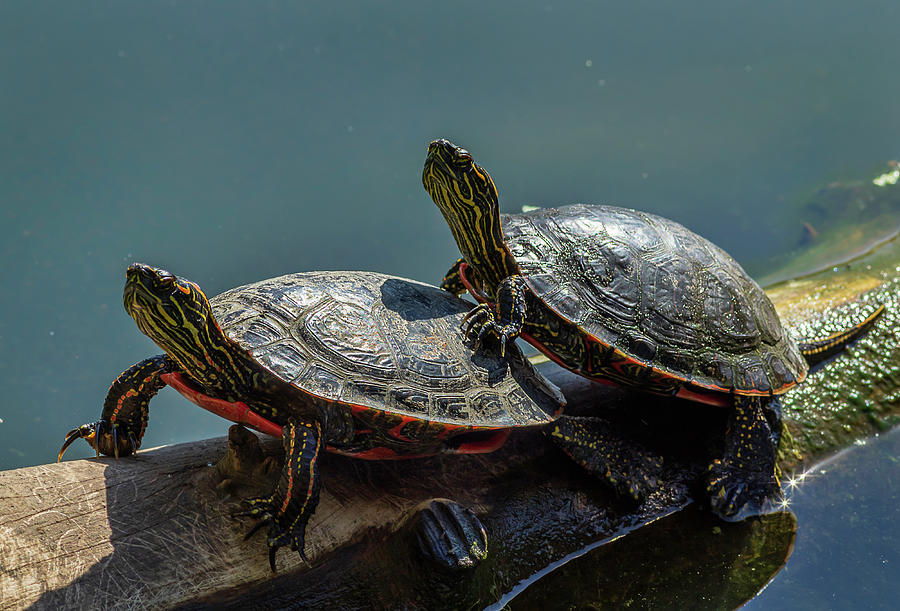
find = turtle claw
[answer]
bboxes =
[58,424,96,462]
[58,420,138,461]
[707,459,779,522]
[461,304,520,356]
[111,423,120,460]
[461,303,493,335]
[412,499,488,571]
[239,495,310,572]
[128,431,139,456]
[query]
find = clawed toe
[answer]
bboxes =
[461,304,493,335]
[413,499,488,571]
[707,460,778,522]
[57,420,139,461]
[460,305,520,356]
[239,495,310,572]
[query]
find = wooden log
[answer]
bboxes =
[2,235,898,610]
[0,374,626,610]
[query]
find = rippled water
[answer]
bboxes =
[2,1,898,607]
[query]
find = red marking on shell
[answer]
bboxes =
[329,446,432,460]
[161,372,284,437]
[459,262,490,301]
[386,413,426,443]
[674,385,731,407]
[452,429,511,454]
[163,373,513,462]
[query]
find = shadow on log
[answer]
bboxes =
[2,235,899,610]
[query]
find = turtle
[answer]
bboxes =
[422,138,885,521]
[58,264,569,570]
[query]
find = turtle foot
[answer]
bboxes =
[238,419,322,572]
[238,494,310,572]
[460,275,528,357]
[608,453,664,503]
[707,459,780,522]
[412,499,487,571]
[461,304,522,357]
[57,419,139,461]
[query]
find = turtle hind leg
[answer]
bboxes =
[707,396,780,522]
[798,303,885,366]
[762,397,784,449]
[409,498,488,571]
[549,416,664,502]
[240,418,323,571]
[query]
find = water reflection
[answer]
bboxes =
[504,427,899,610]
[744,428,900,610]
[499,508,797,610]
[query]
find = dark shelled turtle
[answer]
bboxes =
[59,265,567,570]
[423,138,884,521]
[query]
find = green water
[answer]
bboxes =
[2,1,898,606]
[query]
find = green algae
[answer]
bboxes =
[769,233,900,468]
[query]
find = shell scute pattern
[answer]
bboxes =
[211,271,558,427]
[639,251,703,349]
[250,342,309,383]
[502,205,806,394]
[388,387,429,416]
[302,300,396,373]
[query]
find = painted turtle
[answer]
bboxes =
[58,265,566,569]
[423,138,884,520]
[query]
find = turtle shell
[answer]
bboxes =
[209,271,560,428]
[501,204,808,395]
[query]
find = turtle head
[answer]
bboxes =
[124,263,220,373]
[423,139,513,289]
[423,139,499,218]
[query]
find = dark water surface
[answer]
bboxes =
[2,1,898,606]
[498,428,900,610]
[743,428,900,610]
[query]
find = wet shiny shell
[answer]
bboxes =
[210,271,559,427]
[502,204,808,394]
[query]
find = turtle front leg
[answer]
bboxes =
[241,418,323,571]
[462,274,528,356]
[707,396,781,521]
[440,258,468,295]
[549,416,664,502]
[58,354,171,461]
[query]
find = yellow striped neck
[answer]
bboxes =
[424,160,518,298]
[126,277,257,394]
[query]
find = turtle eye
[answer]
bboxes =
[455,149,472,165]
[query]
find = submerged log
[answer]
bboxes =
[2,235,898,610]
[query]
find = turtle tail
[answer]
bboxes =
[797,304,885,367]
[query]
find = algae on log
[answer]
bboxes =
[768,232,900,462]
[1,237,898,610]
